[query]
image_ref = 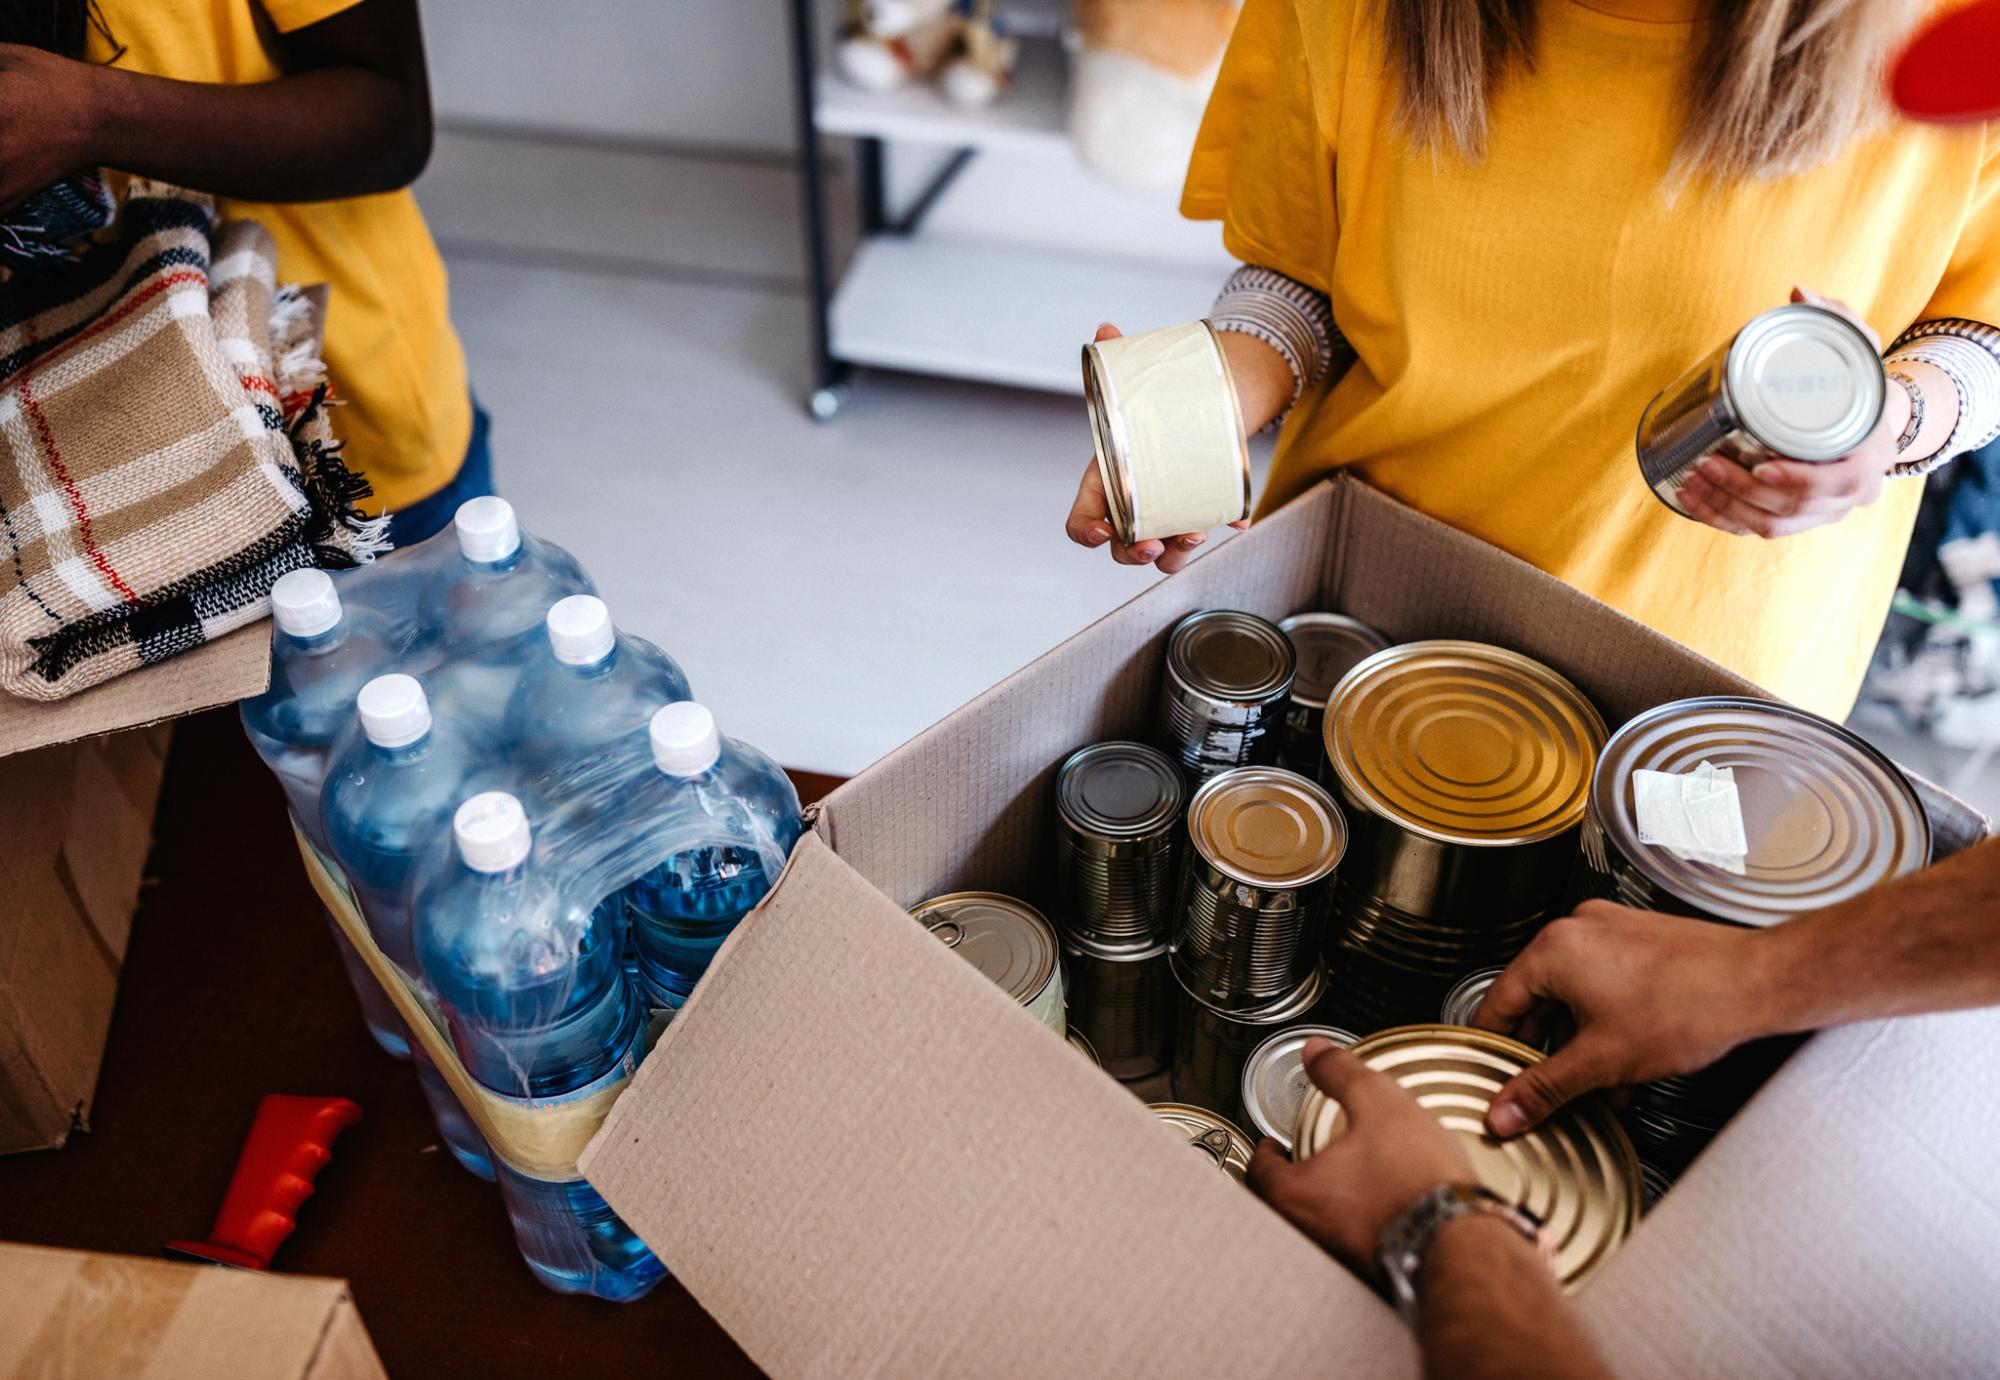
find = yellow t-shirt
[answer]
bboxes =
[89,0,471,512]
[1183,0,2000,718]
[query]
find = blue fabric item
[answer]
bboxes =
[386,397,494,548]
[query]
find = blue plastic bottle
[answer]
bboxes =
[505,595,692,771]
[240,569,409,1058]
[416,791,664,1301]
[321,673,499,1180]
[416,498,595,732]
[622,703,803,1009]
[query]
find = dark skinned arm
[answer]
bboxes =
[0,0,431,212]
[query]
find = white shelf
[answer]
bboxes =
[829,234,1223,393]
[815,35,1069,153]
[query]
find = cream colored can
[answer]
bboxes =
[1083,320,1252,545]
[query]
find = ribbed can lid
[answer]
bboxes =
[1166,610,1297,705]
[1591,696,1930,926]
[1439,967,1509,1028]
[912,892,1059,1007]
[1279,612,1392,711]
[1187,766,1347,887]
[1239,1024,1361,1151]
[1324,641,1607,845]
[1294,1025,1640,1293]
[1056,741,1185,840]
[1726,304,1885,461]
[1150,1102,1254,1180]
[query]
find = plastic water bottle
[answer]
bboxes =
[240,570,409,1059]
[321,674,499,1180]
[417,792,664,1300]
[622,703,803,1009]
[506,595,693,771]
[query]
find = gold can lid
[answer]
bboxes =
[1279,612,1393,711]
[1293,1025,1639,1293]
[912,892,1059,1008]
[1150,1102,1255,1180]
[1187,766,1347,887]
[1324,641,1607,845]
[1166,610,1297,706]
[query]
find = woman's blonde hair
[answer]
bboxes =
[1383,0,1923,180]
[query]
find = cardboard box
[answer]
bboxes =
[0,628,267,1153]
[0,1242,386,1379]
[581,476,1996,1380]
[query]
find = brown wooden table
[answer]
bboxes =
[0,707,832,1378]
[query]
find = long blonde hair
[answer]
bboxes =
[1383,0,1924,180]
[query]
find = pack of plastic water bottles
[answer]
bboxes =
[238,497,803,1302]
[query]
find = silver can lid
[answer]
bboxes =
[1592,697,1930,927]
[1166,610,1297,705]
[1056,741,1185,841]
[1279,612,1392,711]
[1726,304,1885,461]
[1439,967,1509,1028]
[1150,1102,1255,1180]
[912,892,1060,1006]
[1239,1024,1361,1151]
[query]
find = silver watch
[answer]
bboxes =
[1377,1182,1547,1325]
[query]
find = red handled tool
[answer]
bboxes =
[165,1094,362,1270]
[1891,0,2000,124]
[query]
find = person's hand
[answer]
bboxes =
[0,45,105,214]
[1676,286,1903,540]
[1472,900,1779,1136]
[1247,1039,1474,1281]
[1066,322,1251,576]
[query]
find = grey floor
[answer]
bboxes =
[417,126,2000,821]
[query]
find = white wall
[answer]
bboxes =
[421,0,804,152]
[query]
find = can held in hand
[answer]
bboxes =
[1275,612,1392,778]
[1171,958,1327,1124]
[1172,766,1345,1007]
[1055,741,1185,946]
[1239,1023,1360,1152]
[1636,304,1885,518]
[1150,1102,1255,1182]
[1320,641,1606,1034]
[1578,696,1930,928]
[1157,610,1297,785]
[1083,320,1252,545]
[1293,1025,1640,1294]
[1063,933,1174,1081]
[913,892,1066,1037]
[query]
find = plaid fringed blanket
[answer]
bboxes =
[0,183,386,701]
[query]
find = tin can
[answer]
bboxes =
[1063,933,1174,1081]
[1275,612,1392,777]
[1150,1102,1255,1182]
[913,892,1066,1037]
[1320,642,1607,1033]
[1083,320,1252,545]
[1294,1025,1640,1294]
[1171,766,1346,1007]
[1238,1024,1360,1152]
[1157,610,1297,785]
[1636,304,1885,518]
[1055,741,1185,946]
[1622,1033,1801,1179]
[1638,1159,1675,1214]
[1438,967,1508,1029]
[1578,696,1930,928]
[1067,1026,1102,1067]
[1171,959,1327,1125]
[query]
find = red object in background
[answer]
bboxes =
[1892,0,2000,123]
[165,1095,362,1270]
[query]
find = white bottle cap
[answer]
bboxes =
[454,791,532,873]
[356,673,432,749]
[546,595,615,666]
[454,496,521,564]
[650,701,720,777]
[270,568,341,638]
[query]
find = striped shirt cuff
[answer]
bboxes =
[1886,317,2000,477]
[1210,266,1346,427]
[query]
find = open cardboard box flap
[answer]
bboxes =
[583,477,1996,1379]
[0,622,267,760]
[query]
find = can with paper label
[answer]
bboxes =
[1635,304,1885,518]
[1157,610,1297,786]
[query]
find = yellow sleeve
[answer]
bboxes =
[1922,125,2000,323]
[259,0,364,35]
[1179,0,1341,292]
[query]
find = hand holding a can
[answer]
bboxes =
[1673,288,1917,540]
[1245,1038,1472,1279]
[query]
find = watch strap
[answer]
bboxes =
[1376,1182,1548,1325]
